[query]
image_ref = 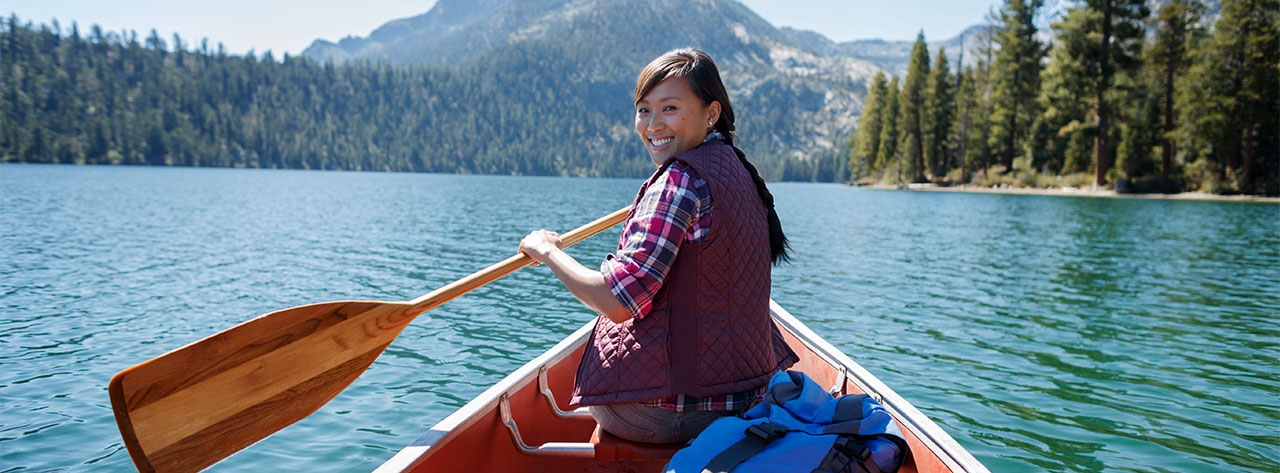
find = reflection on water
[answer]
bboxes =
[1,164,1276,472]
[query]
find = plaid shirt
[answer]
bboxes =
[599,136,766,412]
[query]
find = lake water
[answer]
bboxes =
[1,163,1277,472]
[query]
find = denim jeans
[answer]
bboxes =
[589,403,737,444]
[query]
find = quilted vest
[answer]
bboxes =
[570,140,799,406]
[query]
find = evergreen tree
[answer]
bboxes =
[876,76,901,176]
[898,32,930,183]
[1114,68,1161,183]
[849,71,888,179]
[1145,0,1204,186]
[1081,0,1149,186]
[952,67,976,181]
[1180,0,1279,194]
[965,25,998,177]
[990,0,1046,171]
[924,47,954,180]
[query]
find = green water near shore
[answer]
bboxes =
[2,163,1276,472]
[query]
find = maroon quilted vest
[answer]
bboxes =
[570,140,798,406]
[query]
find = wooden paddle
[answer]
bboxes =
[109,205,631,473]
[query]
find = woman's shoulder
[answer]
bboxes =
[660,160,705,189]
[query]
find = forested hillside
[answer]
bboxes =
[0,18,651,177]
[2,0,878,182]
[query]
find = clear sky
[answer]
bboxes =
[4,0,1005,56]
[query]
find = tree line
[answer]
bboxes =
[0,17,660,178]
[847,0,1278,195]
[0,14,854,182]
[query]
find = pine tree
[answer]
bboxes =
[876,76,901,176]
[849,71,888,179]
[1145,0,1204,186]
[924,47,954,180]
[1081,0,1149,186]
[1114,68,1161,183]
[898,32,930,183]
[1035,6,1102,175]
[965,24,998,177]
[952,68,976,181]
[990,0,1045,172]
[1181,0,1279,194]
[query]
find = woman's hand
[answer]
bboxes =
[517,228,632,323]
[519,230,563,265]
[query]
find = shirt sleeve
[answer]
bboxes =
[601,163,702,320]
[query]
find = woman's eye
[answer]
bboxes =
[664,106,677,112]
[637,108,649,114]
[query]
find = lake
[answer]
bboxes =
[1,163,1276,472]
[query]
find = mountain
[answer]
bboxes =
[298,0,1223,180]
[777,25,986,77]
[303,0,881,178]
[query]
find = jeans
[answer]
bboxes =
[589,403,737,444]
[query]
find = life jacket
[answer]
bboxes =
[664,370,909,473]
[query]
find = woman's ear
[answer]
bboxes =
[707,101,722,127]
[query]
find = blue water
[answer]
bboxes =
[1,163,1277,472]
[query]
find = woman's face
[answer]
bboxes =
[635,77,720,166]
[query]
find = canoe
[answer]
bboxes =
[373,300,990,473]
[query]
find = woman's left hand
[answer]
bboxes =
[519,230,563,265]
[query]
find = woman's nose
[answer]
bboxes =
[646,113,665,132]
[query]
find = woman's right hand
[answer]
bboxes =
[519,230,563,266]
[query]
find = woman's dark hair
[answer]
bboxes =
[635,48,790,264]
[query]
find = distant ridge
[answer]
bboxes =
[302,0,892,178]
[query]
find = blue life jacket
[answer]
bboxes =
[664,370,909,473]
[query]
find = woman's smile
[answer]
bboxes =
[635,76,719,166]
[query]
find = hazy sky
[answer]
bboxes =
[4,0,1005,56]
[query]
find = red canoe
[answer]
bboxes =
[373,301,990,473]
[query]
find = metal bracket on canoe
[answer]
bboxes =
[828,368,882,403]
[829,368,847,396]
[499,393,595,458]
[538,366,592,420]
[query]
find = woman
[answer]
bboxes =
[519,48,797,444]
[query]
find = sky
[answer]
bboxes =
[4,0,1006,56]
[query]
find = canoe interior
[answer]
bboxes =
[376,307,970,473]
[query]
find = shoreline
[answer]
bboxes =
[860,183,1280,203]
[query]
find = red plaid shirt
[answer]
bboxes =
[600,150,765,412]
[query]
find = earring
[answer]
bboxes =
[708,120,714,126]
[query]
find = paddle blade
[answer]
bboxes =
[109,300,414,473]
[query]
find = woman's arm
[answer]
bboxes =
[520,230,632,323]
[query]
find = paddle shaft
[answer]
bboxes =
[110,205,630,473]
[405,205,630,314]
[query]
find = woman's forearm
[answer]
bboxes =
[542,249,632,323]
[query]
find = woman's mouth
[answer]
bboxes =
[649,137,674,150]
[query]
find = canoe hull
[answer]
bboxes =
[375,301,988,473]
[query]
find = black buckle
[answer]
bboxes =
[745,422,788,443]
[834,436,872,460]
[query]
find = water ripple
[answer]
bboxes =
[1,166,1276,472]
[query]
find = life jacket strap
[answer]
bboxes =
[812,436,882,473]
[699,422,790,473]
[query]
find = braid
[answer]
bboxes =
[725,137,791,265]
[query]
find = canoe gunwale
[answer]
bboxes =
[375,300,989,473]
[372,320,596,473]
[768,301,991,473]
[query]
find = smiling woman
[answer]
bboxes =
[634,76,720,166]
[517,47,797,445]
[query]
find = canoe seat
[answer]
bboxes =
[590,425,685,462]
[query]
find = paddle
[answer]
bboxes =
[109,205,631,473]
